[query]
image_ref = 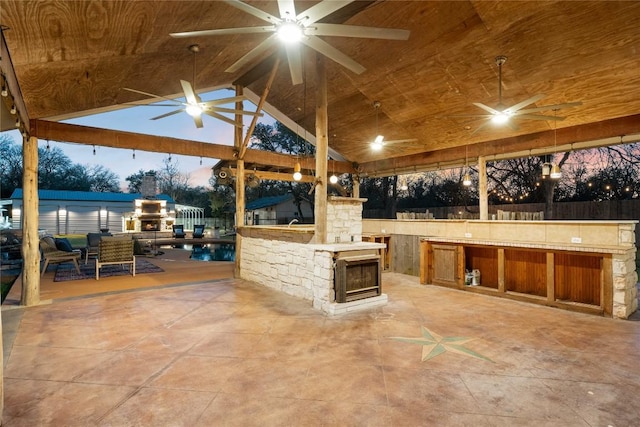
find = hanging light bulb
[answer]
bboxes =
[462,144,472,186]
[199,156,203,166]
[93,145,96,155]
[14,117,20,128]
[400,176,408,191]
[10,104,16,114]
[329,174,338,184]
[293,161,302,181]
[549,108,562,179]
[370,101,385,151]
[132,149,136,159]
[550,164,562,179]
[463,172,472,186]
[1,85,7,97]
[541,162,550,178]
[46,140,50,150]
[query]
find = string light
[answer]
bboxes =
[1,85,7,97]
[200,156,203,166]
[10,104,16,114]
[93,145,96,155]
[132,149,136,159]
[293,161,302,181]
[46,140,50,150]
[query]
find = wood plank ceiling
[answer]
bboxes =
[1,0,640,177]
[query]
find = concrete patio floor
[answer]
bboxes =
[1,252,640,425]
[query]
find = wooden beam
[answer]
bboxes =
[239,57,280,159]
[360,114,640,176]
[314,55,328,244]
[30,120,357,173]
[0,29,29,132]
[227,167,317,184]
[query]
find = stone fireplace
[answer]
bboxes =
[238,196,387,315]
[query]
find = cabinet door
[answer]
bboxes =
[431,244,462,287]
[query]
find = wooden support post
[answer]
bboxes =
[478,155,488,220]
[21,135,41,306]
[546,252,555,302]
[314,55,328,244]
[352,175,360,198]
[234,85,245,278]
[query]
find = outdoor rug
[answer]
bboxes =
[54,258,163,282]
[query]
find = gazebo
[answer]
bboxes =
[1,2,639,312]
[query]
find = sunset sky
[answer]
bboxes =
[4,88,273,190]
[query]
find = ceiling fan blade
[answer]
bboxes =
[302,35,366,74]
[504,94,546,113]
[299,1,354,24]
[124,103,185,107]
[180,80,199,106]
[384,138,419,144]
[311,23,410,40]
[470,120,492,135]
[472,102,502,115]
[150,109,185,120]
[446,113,493,118]
[278,0,296,20]
[170,26,274,38]
[201,95,246,106]
[122,87,182,104]
[517,101,583,115]
[210,106,263,117]
[226,34,278,73]
[203,110,244,128]
[515,114,567,121]
[192,114,204,128]
[285,43,303,85]
[506,120,519,131]
[223,0,281,23]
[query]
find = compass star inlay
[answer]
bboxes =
[390,326,494,363]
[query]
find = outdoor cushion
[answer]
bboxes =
[55,237,74,252]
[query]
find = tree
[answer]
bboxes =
[157,157,190,203]
[0,134,23,198]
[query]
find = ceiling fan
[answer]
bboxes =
[169,0,410,85]
[123,44,262,128]
[369,101,417,151]
[452,55,582,134]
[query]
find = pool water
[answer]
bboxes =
[190,244,235,262]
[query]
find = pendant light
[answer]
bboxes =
[329,159,338,184]
[293,161,302,181]
[463,144,472,186]
[549,108,562,179]
[371,101,384,151]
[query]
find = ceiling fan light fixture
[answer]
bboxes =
[550,163,562,179]
[277,21,304,43]
[491,112,510,124]
[371,135,385,151]
[185,103,203,117]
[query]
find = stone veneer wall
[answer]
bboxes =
[326,196,366,244]
[240,237,335,310]
[612,249,639,318]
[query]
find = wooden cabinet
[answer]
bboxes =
[420,239,612,316]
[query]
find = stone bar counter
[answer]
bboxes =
[363,219,638,318]
[237,197,387,315]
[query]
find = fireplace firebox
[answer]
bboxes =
[335,255,382,303]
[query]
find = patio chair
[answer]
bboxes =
[85,232,104,264]
[95,236,135,280]
[172,224,186,238]
[193,225,205,238]
[40,236,81,277]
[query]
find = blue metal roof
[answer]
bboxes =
[245,194,293,210]
[10,189,175,203]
